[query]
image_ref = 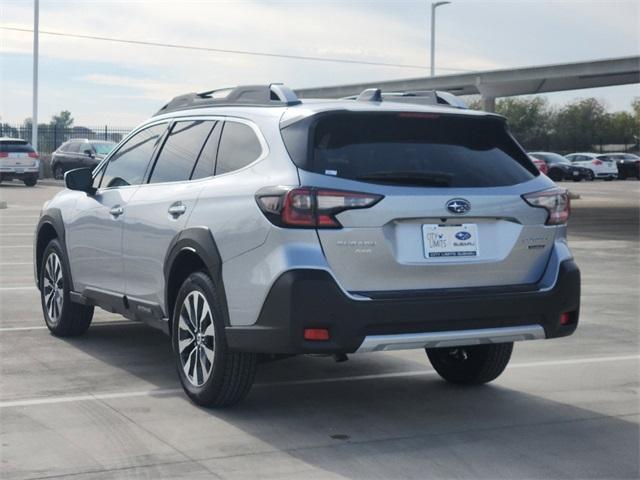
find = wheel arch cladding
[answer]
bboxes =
[164,227,230,330]
[35,209,71,290]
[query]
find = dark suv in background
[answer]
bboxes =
[529,152,591,182]
[51,139,115,179]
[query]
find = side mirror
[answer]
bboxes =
[84,149,95,158]
[65,168,96,195]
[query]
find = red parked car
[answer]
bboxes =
[530,156,548,175]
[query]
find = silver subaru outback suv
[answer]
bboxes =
[34,84,580,407]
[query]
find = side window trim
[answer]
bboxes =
[189,120,221,180]
[144,120,176,184]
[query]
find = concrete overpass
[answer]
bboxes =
[295,56,640,111]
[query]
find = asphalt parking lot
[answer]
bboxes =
[0,179,638,479]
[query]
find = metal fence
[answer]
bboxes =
[0,124,133,155]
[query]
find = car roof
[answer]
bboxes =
[0,137,28,143]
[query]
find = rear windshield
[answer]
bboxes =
[0,140,35,153]
[282,112,537,188]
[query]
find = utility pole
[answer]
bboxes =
[430,1,451,77]
[32,0,39,150]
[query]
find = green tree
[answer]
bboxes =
[50,110,73,129]
[551,98,607,152]
[494,97,553,151]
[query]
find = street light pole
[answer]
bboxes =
[32,0,39,150]
[430,1,451,77]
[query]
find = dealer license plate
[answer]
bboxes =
[422,224,479,258]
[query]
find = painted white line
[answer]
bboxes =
[0,286,36,291]
[0,233,34,236]
[0,245,32,248]
[0,262,32,266]
[0,321,138,332]
[0,224,37,226]
[0,354,637,409]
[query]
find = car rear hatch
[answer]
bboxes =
[281,111,557,294]
[0,140,38,169]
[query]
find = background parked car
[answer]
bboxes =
[565,152,618,180]
[596,153,640,180]
[0,137,40,187]
[529,156,548,175]
[51,139,116,179]
[529,152,590,182]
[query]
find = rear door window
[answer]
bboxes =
[67,142,82,153]
[283,112,537,188]
[149,120,216,184]
[215,121,262,175]
[100,124,166,188]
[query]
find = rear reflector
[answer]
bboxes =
[523,188,570,225]
[304,328,330,341]
[560,312,575,326]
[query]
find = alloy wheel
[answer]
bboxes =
[43,252,64,325]
[178,291,215,387]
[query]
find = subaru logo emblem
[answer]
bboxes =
[455,231,471,240]
[446,198,471,215]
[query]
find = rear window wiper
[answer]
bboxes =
[355,171,453,187]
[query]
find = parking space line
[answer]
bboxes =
[0,321,138,332]
[0,286,36,290]
[0,262,32,266]
[0,245,32,248]
[0,354,637,409]
[0,233,34,236]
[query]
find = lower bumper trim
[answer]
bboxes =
[356,325,545,353]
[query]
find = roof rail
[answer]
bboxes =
[154,83,301,116]
[345,89,468,109]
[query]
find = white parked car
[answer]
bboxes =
[565,152,618,180]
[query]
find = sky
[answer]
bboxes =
[1,0,639,127]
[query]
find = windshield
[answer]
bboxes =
[92,142,116,155]
[283,112,537,188]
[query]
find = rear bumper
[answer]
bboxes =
[0,167,39,177]
[225,259,581,354]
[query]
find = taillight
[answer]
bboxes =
[591,159,602,165]
[28,152,39,158]
[523,188,570,225]
[256,187,383,228]
[0,152,7,158]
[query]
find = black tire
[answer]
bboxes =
[40,239,93,336]
[172,271,257,408]
[572,177,582,182]
[426,342,513,385]
[23,176,37,187]
[618,171,627,180]
[53,165,64,180]
[548,170,564,182]
[586,170,595,181]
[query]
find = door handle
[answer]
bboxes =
[109,206,124,218]
[168,203,187,217]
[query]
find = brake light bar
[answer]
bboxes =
[523,188,570,225]
[0,152,7,158]
[591,159,603,165]
[28,152,39,158]
[256,187,383,228]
